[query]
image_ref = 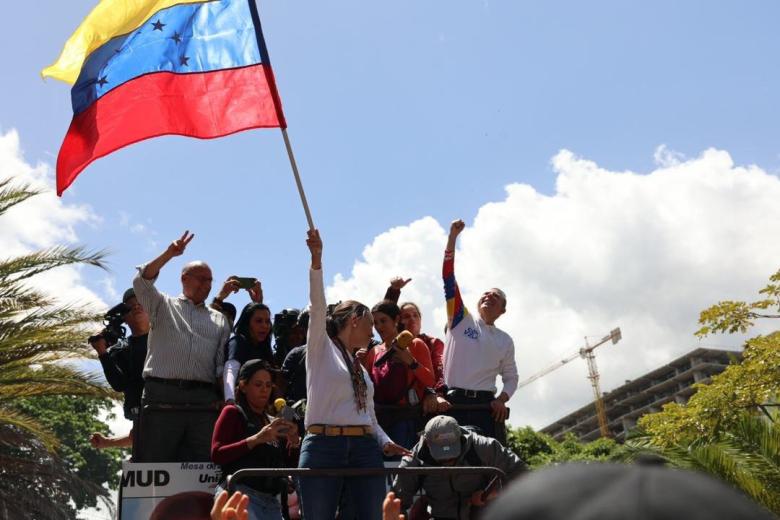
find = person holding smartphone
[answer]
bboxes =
[211,359,299,520]
[223,302,277,403]
[298,229,410,520]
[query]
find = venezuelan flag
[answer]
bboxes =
[44,0,286,195]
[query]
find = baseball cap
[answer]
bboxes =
[122,288,135,303]
[484,462,774,520]
[423,415,462,461]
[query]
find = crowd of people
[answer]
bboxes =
[90,220,522,519]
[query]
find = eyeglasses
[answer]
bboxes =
[186,274,213,283]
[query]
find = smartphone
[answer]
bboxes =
[234,277,256,289]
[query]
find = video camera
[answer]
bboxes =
[88,302,130,346]
[272,308,301,364]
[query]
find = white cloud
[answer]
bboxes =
[0,128,105,309]
[118,210,158,251]
[326,147,780,429]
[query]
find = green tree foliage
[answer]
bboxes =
[13,396,125,514]
[638,269,780,446]
[632,268,780,514]
[506,426,626,468]
[0,179,117,519]
[628,413,780,515]
[695,268,780,336]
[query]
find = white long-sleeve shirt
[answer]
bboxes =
[305,268,391,447]
[443,314,519,397]
[442,250,519,397]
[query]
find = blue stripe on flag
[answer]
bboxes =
[71,0,261,115]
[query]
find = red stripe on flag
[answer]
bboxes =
[56,64,286,195]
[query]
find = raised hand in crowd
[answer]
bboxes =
[247,279,263,303]
[246,417,299,449]
[215,276,241,302]
[142,230,195,279]
[168,230,195,257]
[306,228,322,270]
[211,490,249,520]
[382,492,406,520]
[446,219,465,250]
[389,276,412,291]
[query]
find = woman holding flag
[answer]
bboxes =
[299,229,410,520]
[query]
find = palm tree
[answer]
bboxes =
[625,412,780,515]
[0,179,116,519]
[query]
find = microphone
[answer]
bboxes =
[374,330,415,367]
[274,398,297,433]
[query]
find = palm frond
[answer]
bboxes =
[0,178,42,215]
[0,407,58,451]
[0,245,109,283]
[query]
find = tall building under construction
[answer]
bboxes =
[540,347,740,442]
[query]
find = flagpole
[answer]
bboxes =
[280,128,315,230]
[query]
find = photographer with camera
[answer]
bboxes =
[133,230,232,462]
[280,310,310,404]
[272,308,307,367]
[90,288,149,451]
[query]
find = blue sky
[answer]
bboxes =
[3,1,780,431]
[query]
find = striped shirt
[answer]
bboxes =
[133,265,230,384]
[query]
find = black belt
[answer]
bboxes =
[447,388,495,400]
[145,376,214,390]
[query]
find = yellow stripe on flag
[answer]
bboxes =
[42,0,210,85]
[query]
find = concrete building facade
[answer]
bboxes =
[540,347,741,442]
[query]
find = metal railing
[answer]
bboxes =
[227,465,506,519]
[133,402,509,459]
[228,466,506,490]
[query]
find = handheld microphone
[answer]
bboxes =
[274,398,297,433]
[374,330,415,367]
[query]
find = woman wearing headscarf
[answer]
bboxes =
[223,303,275,403]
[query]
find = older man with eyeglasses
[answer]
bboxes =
[441,220,519,441]
[132,230,232,462]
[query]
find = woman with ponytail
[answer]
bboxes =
[297,229,410,520]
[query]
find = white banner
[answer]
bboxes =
[119,462,221,520]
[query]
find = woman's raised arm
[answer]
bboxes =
[306,229,327,361]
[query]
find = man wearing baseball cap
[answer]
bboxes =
[393,415,525,520]
[90,288,150,457]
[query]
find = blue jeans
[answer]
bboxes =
[215,483,282,520]
[298,434,385,520]
[385,419,419,450]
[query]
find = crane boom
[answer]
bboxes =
[517,327,622,438]
[517,350,581,388]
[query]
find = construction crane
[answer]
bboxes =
[518,327,622,438]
